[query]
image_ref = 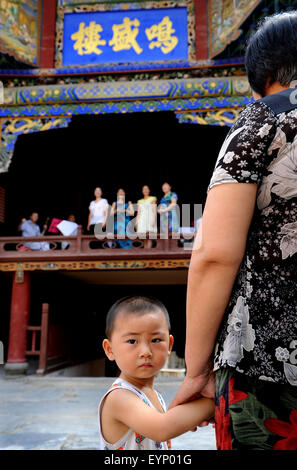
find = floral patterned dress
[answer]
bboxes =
[160,192,179,233]
[207,88,297,387]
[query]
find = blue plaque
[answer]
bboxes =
[62,7,188,66]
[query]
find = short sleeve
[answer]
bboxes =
[207,100,277,193]
[171,192,178,201]
[103,198,109,207]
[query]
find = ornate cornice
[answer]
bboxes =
[2,76,251,107]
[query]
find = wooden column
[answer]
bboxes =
[195,0,209,60]
[38,0,57,68]
[5,271,31,375]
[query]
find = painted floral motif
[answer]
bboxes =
[207,99,297,385]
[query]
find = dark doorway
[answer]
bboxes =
[28,271,188,376]
[0,112,229,235]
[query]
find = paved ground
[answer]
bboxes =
[0,369,216,450]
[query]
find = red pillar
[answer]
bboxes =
[5,271,31,375]
[195,0,209,60]
[38,0,57,68]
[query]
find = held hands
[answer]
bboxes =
[168,365,216,428]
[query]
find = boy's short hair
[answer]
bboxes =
[245,11,297,97]
[105,296,171,339]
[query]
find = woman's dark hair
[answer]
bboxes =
[105,296,171,339]
[245,11,297,97]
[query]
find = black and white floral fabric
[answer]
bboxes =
[207,99,297,385]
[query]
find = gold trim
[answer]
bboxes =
[0,259,190,272]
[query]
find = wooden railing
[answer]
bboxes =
[0,225,195,261]
[26,303,70,375]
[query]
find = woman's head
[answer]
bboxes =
[162,182,171,194]
[94,187,102,198]
[117,188,126,198]
[142,185,151,197]
[245,11,297,97]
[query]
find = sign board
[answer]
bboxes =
[62,7,188,66]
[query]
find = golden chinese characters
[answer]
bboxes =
[145,16,178,54]
[71,21,106,55]
[109,17,143,55]
[70,16,179,57]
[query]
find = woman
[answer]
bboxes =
[87,187,109,234]
[110,188,134,248]
[158,182,179,234]
[136,185,157,249]
[170,12,297,450]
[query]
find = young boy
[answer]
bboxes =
[99,296,214,450]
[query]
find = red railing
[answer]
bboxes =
[0,225,195,261]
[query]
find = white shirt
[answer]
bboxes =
[98,378,168,450]
[89,198,109,225]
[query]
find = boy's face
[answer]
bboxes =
[103,310,174,382]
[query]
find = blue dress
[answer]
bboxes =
[160,192,179,233]
[114,201,133,248]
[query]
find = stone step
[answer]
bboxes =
[157,368,185,378]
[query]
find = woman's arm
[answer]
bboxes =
[127,201,134,216]
[152,201,157,227]
[87,210,92,231]
[105,388,214,442]
[170,182,258,407]
[159,198,177,213]
[135,203,141,230]
[110,202,116,216]
[103,204,109,228]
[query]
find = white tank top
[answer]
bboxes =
[98,378,168,450]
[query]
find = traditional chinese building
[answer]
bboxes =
[0,0,293,376]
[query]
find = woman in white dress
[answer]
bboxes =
[87,187,109,234]
[136,185,157,249]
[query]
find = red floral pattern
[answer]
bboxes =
[215,377,248,450]
[215,395,233,450]
[228,377,248,405]
[264,409,297,450]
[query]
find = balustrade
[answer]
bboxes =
[0,225,195,261]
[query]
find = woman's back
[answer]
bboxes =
[208,89,297,386]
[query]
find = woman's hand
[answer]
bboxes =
[170,372,215,409]
[169,370,215,427]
